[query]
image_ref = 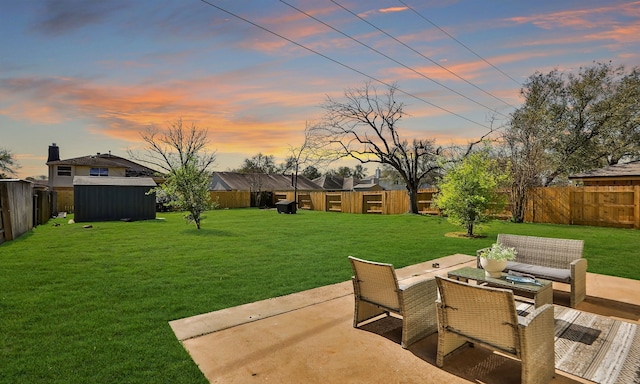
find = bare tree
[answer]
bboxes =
[0,148,19,179]
[129,118,216,228]
[235,153,277,207]
[315,83,443,214]
[288,121,333,203]
[130,118,216,174]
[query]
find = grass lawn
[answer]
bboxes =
[1,208,638,383]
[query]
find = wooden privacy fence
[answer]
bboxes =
[268,186,640,230]
[0,180,34,243]
[273,189,439,215]
[526,186,640,229]
[109,186,640,230]
[210,191,252,209]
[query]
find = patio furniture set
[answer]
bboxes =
[348,234,587,384]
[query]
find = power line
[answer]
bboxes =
[398,0,522,86]
[198,0,492,130]
[280,0,509,118]
[329,0,517,110]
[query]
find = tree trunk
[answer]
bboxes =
[407,186,419,214]
[510,184,527,223]
[466,222,474,237]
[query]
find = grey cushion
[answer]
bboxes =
[506,261,572,283]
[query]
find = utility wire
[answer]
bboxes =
[199,0,491,129]
[398,0,522,86]
[280,0,508,118]
[330,0,517,110]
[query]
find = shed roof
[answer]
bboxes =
[73,176,157,187]
[569,160,640,179]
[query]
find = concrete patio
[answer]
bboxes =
[170,254,640,383]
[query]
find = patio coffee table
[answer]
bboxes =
[446,266,553,308]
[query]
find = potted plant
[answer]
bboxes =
[479,242,517,278]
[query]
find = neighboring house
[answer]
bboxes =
[569,160,640,186]
[313,170,384,192]
[210,171,323,208]
[46,143,160,213]
[210,171,321,191]
[46,143,159,190]
[312,175,346,191]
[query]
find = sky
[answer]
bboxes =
[2,0,640,179]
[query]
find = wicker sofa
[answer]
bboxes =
[478,234,587,307]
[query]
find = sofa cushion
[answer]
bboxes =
[505,261,572,283]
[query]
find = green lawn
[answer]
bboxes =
[1,209,638,383]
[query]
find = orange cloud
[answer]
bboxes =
[379,7,408,13]
[507,1,640,46]
[1,72,330,165]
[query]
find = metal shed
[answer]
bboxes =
[73,176,156,222]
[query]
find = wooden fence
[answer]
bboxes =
[210,191,252,209]
[272,190,438,215]
[0,180,34,243]
[269,186,640,230]
[58,185,640,230]
[54,188,74,213]
[525,186,640,229]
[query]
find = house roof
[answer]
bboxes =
[312,175,371,191]
[73,176,157,187]
[48,153,158,176]
[210,172,322,191]
[569,160,640,179]
[312,175,344,190]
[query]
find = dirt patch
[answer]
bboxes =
[444,232,487,239]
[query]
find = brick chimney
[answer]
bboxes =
[48,143,60,162]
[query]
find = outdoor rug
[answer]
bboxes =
[518,303,640,384]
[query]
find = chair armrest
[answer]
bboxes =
[570,258,587,275]
[518,304,555,383]
[401,278,438,320]
[400,277,439,347]
[518,303,553,328]
[570,258,588,307]
[401,277,438,305]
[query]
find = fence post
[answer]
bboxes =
[635,186,640,230]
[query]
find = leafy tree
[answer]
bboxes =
[159,159,214,229]
[129,118,216,229]
[235,153,278,207]
[506,62,640,187]
[501,89,553,222]
[332,166,353,178]
[352,164,367,179]
[277,156,296,175]
[434,150,508,237]
[302,165,321,179]
[236,153,277,174]
[314,82,445,214]
[0,148,19,179]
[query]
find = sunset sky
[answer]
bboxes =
[2,0,640,179]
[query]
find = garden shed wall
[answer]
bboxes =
[73,176,156,222]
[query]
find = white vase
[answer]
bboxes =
[480,257,507,278]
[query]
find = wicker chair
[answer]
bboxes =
[348,256,438,348]
[435,276,555,384]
